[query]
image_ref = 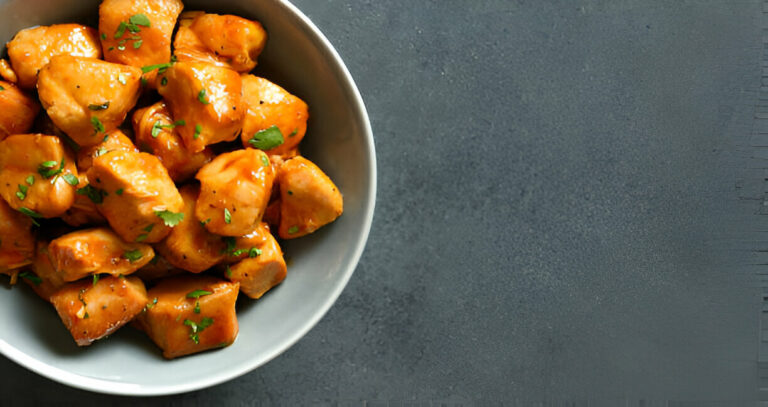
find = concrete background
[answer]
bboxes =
[2,0,767,405]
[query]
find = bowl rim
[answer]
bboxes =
[0,0,376,396]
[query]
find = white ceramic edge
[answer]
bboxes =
[0,0,376,397]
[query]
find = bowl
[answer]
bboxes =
[0,0,375,396]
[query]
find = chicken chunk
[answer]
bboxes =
[240,75,308,157]
[48,227,154,282]
[0,81,40,140]
[132,101,213,181]
[61,174,107,227]
[278,156,343,239]
[195,149,275,236]
[136,275,239,359]
[225,225,286,299]
[0,134,78,218]
[133,254,182,283]
[174,11,266,72]
[0,198,34,273]
[155,185,225,273]
[37,55,142,147]
[87,150,184,243]
[50,275,148,346]
[99,0,184,86]
[156,61,244,153]
[76,129,138,172]
[6,24,101,89]
[23,241,66,302]
[220,222,272,265]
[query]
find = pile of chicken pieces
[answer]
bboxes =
[0,0,343,359]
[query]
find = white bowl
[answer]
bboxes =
[0,0,375,396]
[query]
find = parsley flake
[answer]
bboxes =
[288,225,299,234]
[19,271,41,286]
[260,155,270,167]
[248,125,284,150]
[223,208,232,224]
[184,317,214,344]
[141,61,173,74]
[197,89,210,104]
[38,159,64,179]
[130,14,151,27]
[123,250,143,263]
[133,40,143,49]
[116,188,124,196]
[15,184,27,201]
[18,207,42,226]
[62,174,79,186]
[92,274,99,286]
[25,175,34,186]
[91,117,105,134]
[76,185,107,204]
[193,124,202,140]
[155,210,184,227]
[88,102,110,111]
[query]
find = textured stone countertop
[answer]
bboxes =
[2,1,766,405]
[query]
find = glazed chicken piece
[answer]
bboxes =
[156,61,244,153]
[240,75,308,157]
[225,224,286,299]
[23,241,66,302]
[0,80,40,140]
[37,55,142,147]
[99,0,184,86]
[132,101,213,181]
[0,198,34,274]
[278,156,343,239]
[195,149,275,236]
[174,11,266,72]
[136,275,239,359]
[50,275,148,346]
[86,150,184,243]
[0,59,18,83]
[6,24,101,89]
[48,227,154,282]
[60,174,107,227]
[220,222,272,265]
[76,129,138,172]
[0,134,78,218]
[155,184,225,273]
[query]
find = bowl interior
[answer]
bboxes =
[0,0,375,396]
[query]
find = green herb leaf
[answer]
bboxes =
[114,22,127,39]
[92,274,99,286]
[91,117,105,134]
[186,289,212,299]
[288,225,299,234]
[88,102,110,111]
[15,184,27,201]
[0,85,5,91]
[101,33,107,40]
[123,250,143,263]
[130,14,151,27]
[223,208,232,224]
[116,188,124,196]
[184,317,214,344]
[249,247,262,258]
[221,237,236,255]
[289,128,298,137]
[193,124,202,140]
[25,175,34,186]
[260,155,270,167]
[37,159,64,179]
[18,207,42,226]
[62,173,79,186]
[94,147,108,157]
[248,125,284,150]
[76,185,106,204]
[225,265,232,277]
[155,210,184,227]
[141,62,173,74]
[19,271,41,286]
[160,77,168,86]
[194,301,201,314]
[133,39,142,49]
[197,89,210,104]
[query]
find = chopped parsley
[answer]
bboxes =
[223,208,232,224]
[289,128,298,137]
[221,237,236,255]
[248,126,284,150]
[151,119,186,138]
[200,218,211,226]
[288,226,299,234]
[184,317,214,344]
[62,173,79,186]
[197,89,210,104]
[225,265,232,277]
[141,61,174,74]
[25,175,34,186]
[19,271,41,286]
[123,250,143,263]
[260,155,270,167]
[249,247,262,258]
[155,210,184,227]
[15,184,27,201]
[146,297,158,310]
[137,223,154,242]
[193,124,202,140]
[76,185,107,204]
[160,77,168,86]
[187,289,212,314]
[91,117,105,134]
[101,33,107,40]
[18,207,42,226]
[92,274,99,286]
[0,85,4,91]
[129,13,151,27]
[94,147,108,157]
[88,102,110,111]
[116,188,124,196]
[37,159,64,179]
[133,40,143,49]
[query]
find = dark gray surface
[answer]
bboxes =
[2,0,767,405]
